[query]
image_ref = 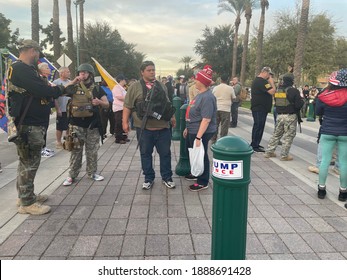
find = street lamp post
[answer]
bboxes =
[73,0,83,67]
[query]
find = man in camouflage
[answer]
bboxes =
[264,73,304,161]
[62,63,109,186]
[8,40,74,215]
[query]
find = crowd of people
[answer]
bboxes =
[4,39,347,215]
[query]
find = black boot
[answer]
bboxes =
[338,189,347,202]
[317,185,326,199]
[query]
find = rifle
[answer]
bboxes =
[136,82,155,150]
[296,111,303,133]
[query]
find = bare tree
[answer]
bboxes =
[66,0,76,72]
[79,0,86,63]
[294,0,310,86]
[31,0,40,42]
[53,0,61,61]
[218,0,246,78]
[254,0,269,76]
[240,0,258,85]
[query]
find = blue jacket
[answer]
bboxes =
[316,98,347,136]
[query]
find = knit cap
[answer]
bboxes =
[195,65,213,87]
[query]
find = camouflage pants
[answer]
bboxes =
[211,110,230,142]
[15,125,46,206]
[266,114,297,157]
[68,126,100,179]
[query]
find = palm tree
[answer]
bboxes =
[31,0,39,42]
[218,0,246,78]
[66,0,75,72]
[240,0,258,85]
[254,0,269,76]
[294,0,310,86]
[53,0,61,61]
[179,56,195,70]
[79,0,86,63]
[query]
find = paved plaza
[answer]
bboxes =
[0,109,346,260]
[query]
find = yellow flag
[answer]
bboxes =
[91,57,118,90]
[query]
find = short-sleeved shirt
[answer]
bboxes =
[186,89,217,134]
[213,83,236,112]
[53,78,71,112]
[124,80,170,129]
[251,76,273,113]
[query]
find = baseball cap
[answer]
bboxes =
[18,39,44,58]
[261,66,274,75]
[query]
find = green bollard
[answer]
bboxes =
[211,136,253,260]
[175,104,191,176]
[306,100,315,122]
[171,96,182,140]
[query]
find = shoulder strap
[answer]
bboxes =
[17,96,33,129]
[80,82,93,99]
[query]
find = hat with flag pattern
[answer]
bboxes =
[329,68,347,87]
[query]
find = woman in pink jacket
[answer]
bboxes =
[112,74,128,144]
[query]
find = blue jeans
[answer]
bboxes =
[136,128,172,182]
[251,110,268,148]
[231,101,240,126]
[187,132,214,186]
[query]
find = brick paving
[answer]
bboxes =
[0,126,347,260]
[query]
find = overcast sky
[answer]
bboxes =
[1,0,346,76]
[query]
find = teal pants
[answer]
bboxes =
[319,134,347,189]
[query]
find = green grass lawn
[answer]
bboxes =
[241,100,251,109]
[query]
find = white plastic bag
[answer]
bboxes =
[188,139,205,177]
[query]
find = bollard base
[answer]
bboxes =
[175,158,190,176]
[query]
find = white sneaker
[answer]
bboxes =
[142,181,154,190]
[163,179,176,189]
[41,149,54,158]
[63,177,74,186]
[44,147,55,153]
[89,174,104,181]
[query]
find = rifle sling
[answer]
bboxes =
[79,82,93,99]
[17,96,33,130]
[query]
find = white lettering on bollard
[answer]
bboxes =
[212,159,243,179]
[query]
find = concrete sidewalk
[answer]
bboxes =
[0,119,347,260]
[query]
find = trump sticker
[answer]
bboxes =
[212,159,243,180]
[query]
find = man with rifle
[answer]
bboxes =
[264,73,304,161]
[7,40,78,215]
[123,61,176,190]
[62,63,109,186]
